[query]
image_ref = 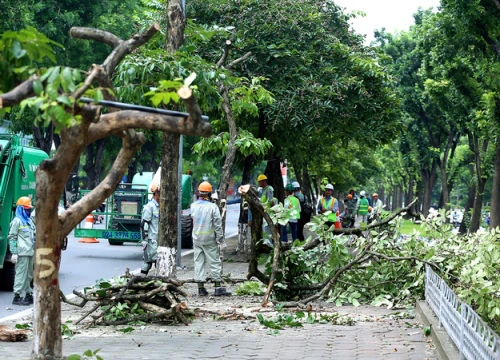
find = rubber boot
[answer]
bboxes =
[214,287,232,297]
[12,294,23,305]
[21,293,33,306]
[198,287,208,296]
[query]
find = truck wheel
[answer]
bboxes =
[108,220,124,245]
[0,262,15,291]
[108,239,124,246]
[181,215,193,249]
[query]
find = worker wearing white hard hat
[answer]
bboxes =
[356,190,369,226]
[317,184,338,228]
[141,169,161,275]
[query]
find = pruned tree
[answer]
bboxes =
[156,0,187,278]
[0,24,211,359]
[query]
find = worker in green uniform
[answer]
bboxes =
[317,184,338,229]
[140,185,160,275]
[281,184,301,242]
[356,190,370,226]
[191,181,231,297]
[9,196,36,306]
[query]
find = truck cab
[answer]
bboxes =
[0,135,49,290]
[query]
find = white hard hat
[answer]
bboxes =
[149,167,161,192]
[292,181,300,188]
[360,190,366,196]
[325,184,334,190]
[211,192,219,200]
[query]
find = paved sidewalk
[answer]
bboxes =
[1,236,438,360]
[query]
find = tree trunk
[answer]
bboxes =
[459,158,476,234]
[83,139,106,189]
[217,82,238,232]
[264,152,284,203]
[242,156,254,185]
[490,142,500,229]
[438,130,457,219]
[157,0,186,277]
[33,173,65,359]
[406,177,415,214]
[469,178,486,232]
[158,133,179,277]
[32,123,54,155]
[421,162,437,217]
[468,132,489,233]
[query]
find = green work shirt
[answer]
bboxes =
[284,195,301,222]
[358,198,369,215]
[9,217,35,256]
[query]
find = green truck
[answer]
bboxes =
[0,135,49,290]
[74,172,194,248]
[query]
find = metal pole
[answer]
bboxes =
[176,135,183,268]
[79,97,209,121]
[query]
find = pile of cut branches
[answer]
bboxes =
[61,270,193,326]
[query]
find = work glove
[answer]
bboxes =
[218,241,227,249]
[141,241,148,251]
[11,254,18,264]
[141,230,148,241]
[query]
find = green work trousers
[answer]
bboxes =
[14,255,33,296]
[194,241,222,283]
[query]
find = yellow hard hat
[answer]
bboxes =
[257,174,268,182]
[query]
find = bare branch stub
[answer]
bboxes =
[0,76,37,108]
[226,51,252,70]
[70,27,123,48]
[60,132,144,236]
[70,23,160,78]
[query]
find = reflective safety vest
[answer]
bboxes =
[321,197,337,222]
[261,185,278,206]
[358,198,369,215]
[286,195,301,220]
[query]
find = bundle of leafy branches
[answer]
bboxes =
[61,271,193,326]
[262,210,500,333]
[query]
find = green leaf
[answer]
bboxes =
[119,327,135,334]
[67,355,81,360]
[83,350,93,356]
[33,80,43,95]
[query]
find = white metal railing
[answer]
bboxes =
[425,265,500,360]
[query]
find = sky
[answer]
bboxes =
[334,0,441,43]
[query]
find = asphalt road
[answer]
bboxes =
[0,203,240,319]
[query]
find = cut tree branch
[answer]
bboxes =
[285,198,418,255]
[60,131,144,235]
[0,76,36,108]
[226,51,252,70]
[70,23,160,78]
[87,109,211,143]
[70,27,123,48]
[72,65,104,100]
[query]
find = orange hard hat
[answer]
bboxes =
[16,196,33,209]
[347,194,353,200]
[368,206,373,212]
[198,181,212,193]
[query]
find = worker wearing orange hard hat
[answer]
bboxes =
[9,197,35,306]
[191,181,231,297]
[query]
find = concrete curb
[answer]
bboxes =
[415,300,460,360]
